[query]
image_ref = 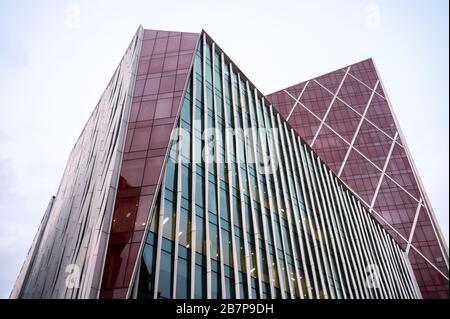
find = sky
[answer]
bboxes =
[0,0,448,298]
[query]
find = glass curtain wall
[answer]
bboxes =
[137,33,419,300]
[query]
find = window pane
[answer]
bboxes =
[158,251,172,299]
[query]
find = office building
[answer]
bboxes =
[12,27,442,299]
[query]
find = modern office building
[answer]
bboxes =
[10,26,444,299]
[266,59,449,298]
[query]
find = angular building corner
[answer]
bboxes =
[11,26,144,298]
[11,27,447,299]
[10,26,201,299]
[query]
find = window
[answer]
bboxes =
[158,250,172,298]
[176,257,189,299]
[194,265,206,299]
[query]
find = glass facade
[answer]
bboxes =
[136,34,419,299]
[100,28,200,298]
[13,28,435,300]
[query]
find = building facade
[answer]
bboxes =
[11,27,442,299]
[266,59,449,298]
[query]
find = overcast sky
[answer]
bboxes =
[0,0,448,298]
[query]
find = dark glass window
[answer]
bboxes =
[158,250,172,299]
[194,265,206,299]
[175,257,189,299]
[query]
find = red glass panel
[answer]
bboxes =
[137,60,150,75]
[132,231,145,242]
[143,30,157,40]
[175,73,189,91]
[99,289,113,299]
[178,53,194,70]
[130,127,152,152]
[149,124,173,149]
[124,243,142,285]
[298,80,334,119]
[171,96,182,117]
[372,176,417,240]
[123,128,134,153]
[166,35,181,53]
[137,100,156,121]
[148,57,164,74]
[284,82,305,99]
[143,77,161,95]
[384,143,421,199]
[129,102,141,122]
[111,196,139,233]
[118,159,146,188]
[163,55,178,72]
[340,149,381,205]
[152,37,168,55]
[157,30,170,38]
[410,208,448,275]
[315,68,346,93]
[112,288,128,299]
[142,156,165,186]
[353,119,392,168]
[141,40,155,56]
[409,249,449,299]
[158,75,176,93]
[312,125,348,173]
[348,59,378,88]
[337,74,373,114]
[365,93,397,138]
[133,79,145,97]
[324,99,361,143]
[180,33,199,50]
[288,106,321,145]
[101,243,130,289]
[154,98,173,119]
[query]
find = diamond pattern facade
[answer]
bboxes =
[266,59,449,298]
